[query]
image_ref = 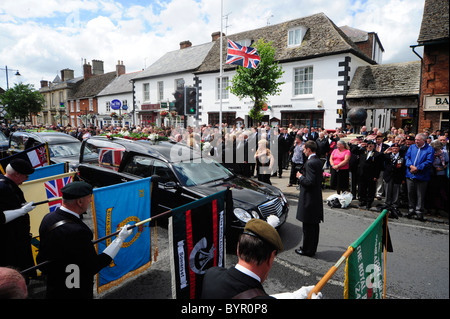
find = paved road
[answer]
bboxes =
[27,168,449,299]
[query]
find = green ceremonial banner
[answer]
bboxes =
[344,210,388,299]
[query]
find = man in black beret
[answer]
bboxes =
[37,181,132,299]
[356,140,383,209]
[201,216,321,299]
[0,159,36,277]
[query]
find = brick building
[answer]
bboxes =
[414,0,449,133]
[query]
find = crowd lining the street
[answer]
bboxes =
[2,121,449,219]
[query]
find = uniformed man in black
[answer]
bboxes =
[201,217,321,299]
[37,181,132,299]
[0,159,36,277]
[356,140,383,209]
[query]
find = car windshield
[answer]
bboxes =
[48,142,83,157]
[172,159,233,186]
[0,132,7,142]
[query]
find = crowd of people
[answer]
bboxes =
[2,122,449,220]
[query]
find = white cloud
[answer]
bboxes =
[0,0,425,90]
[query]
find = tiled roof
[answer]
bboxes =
[196,12,375,74]
[132,42,215,80]
[71,72,117,99]
[418,0,449,43]
[346,61,421,99]
[98,71,142,96]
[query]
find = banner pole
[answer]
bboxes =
[383,213,389,299]
[21,208,173,275]
[32,197,62,206]
[91,208,172,244]
[307,246,354,299]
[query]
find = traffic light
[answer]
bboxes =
[173,89,184,115]
[184,87,198,116]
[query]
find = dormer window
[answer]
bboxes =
[235,39,252,47]
[288,26,307,47]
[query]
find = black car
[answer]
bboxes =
[0,131,8,158]
[77,136,288,245]
[8,131,87,171]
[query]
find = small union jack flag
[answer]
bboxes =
[45,176,73,212]
[99,148,123,167]
[226,39,261,69]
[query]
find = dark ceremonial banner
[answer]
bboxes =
[170,190,229,299]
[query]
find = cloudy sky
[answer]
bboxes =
[0,0,426,90]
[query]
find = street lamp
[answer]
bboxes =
[1,65,21,89]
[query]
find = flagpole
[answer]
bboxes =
[219,0,223,131]
[307,246,354,299]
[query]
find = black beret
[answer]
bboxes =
[244,219,283,251]
[9,159,35,175]
[61,181,93,199]
[391,143,400,148]
[365,140,375,145]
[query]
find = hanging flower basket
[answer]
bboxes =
[160,110,169,117]
[110,112,118,118]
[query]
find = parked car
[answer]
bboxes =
[76,136,289,246]
[0,131,8,158]
[8,131,87,171]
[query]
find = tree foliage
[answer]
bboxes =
[228,39,284,121]
[0,83,44,123]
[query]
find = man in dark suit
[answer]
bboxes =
[201,217,321,299]
[295,141,323,257]
[356,140,383,209]
[277,127,292,177]
[375,135,389,199]
[37,181,132,299]
[382,143,406,217]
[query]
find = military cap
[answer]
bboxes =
[243,218,283,251]
[61,181,93,199]
[391,143,400,148]
[365,139,375,145]
[9,159,35,175]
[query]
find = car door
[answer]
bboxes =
[151,159,197,214]
[78,138,136,187]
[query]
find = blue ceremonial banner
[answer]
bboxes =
[92,177,152,294]
[27,162,67,181]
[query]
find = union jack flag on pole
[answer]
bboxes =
[226,39,261,69]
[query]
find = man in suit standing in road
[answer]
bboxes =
[295,140,324,257]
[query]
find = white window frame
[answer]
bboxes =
[157,81,164,101]
[288,26,307,47]
[143,83,150,101]
[293,66,313,96]
[216,76,229,100]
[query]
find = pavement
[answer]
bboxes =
[261,167,449,225]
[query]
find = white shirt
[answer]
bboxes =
[235,264,261,282]
[60,205,80,219]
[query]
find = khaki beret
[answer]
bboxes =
[61,181,93,200]
[9,159,35,175]
[244,218,283,251]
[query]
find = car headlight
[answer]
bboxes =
[233,208,258,223]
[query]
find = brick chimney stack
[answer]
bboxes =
[116,60,126,77]
[83,59,92,81]
[40,80,49,88]
[180,40,192,49]
[211,31,225,41]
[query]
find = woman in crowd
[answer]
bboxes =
[329,140,351,194]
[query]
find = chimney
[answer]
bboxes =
[83,59,92,81]
[92,59,104,75]
[61,68,74,82]
[180,40,192,49]
[116,60,126,77]
[211,31,225,41]
[40,80,49,88]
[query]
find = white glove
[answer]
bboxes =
[102,225,133,259]
[3,202,35,224]
[266,215,280,228]
[271,285,322,299]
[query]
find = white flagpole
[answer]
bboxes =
[219,0,223,130]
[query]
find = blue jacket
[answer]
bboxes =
[405,143,435,181]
